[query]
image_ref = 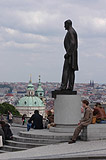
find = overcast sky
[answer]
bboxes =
[0,0,106,83]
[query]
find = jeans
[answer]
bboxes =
[27,123,32,131]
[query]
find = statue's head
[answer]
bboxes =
[64,19,72,30]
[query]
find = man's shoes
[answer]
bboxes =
[68,140,76,144]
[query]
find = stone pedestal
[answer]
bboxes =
[50,90,81,133]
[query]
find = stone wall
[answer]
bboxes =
[87,124,106,140]
[1,115,29,124]
[0,115,47,128]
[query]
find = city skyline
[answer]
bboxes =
[1,81,106,105]
[0,0,106,83]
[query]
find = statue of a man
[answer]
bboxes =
[60,20,78,91]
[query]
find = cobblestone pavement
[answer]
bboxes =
[0,127,106,160]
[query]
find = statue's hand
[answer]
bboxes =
[64,53,69,59]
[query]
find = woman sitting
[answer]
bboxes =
[0,121,13,140]
[93,103,106,122]
[47,110,56,129]
[0,124,5,145]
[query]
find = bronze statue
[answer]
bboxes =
[60,20,78,91]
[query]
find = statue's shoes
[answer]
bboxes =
[57,87,66,91]
[67,88,73,91]
[68,140,76,144]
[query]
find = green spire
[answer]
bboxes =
[27,75,34,92]
[35,75,44,97]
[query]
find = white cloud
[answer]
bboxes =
[0,0,106,83]
[93,17,106,30]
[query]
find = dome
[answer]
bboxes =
[16,96,44,107]
[16,76,45,118]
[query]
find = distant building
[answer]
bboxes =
[5,93,14,104]
[16,76,45,117]
[5,93,14,97]
[90,80,94,87]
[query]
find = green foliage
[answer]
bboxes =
[0,102,20,116]
[0,104,5,114]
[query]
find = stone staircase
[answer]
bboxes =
[0,130,71,153]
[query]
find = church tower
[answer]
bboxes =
[27,75,35,96]
[35,75,44,99]
[16,75,45,117]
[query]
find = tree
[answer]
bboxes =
[0,104,5,114]
[0,103,20,116]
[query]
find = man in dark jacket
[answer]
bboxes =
[27,110,43,131]
[60,19,78,91]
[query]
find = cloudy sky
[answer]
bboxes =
[0,0,106,83]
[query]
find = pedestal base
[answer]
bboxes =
[50,93,81,133]
[49,125,77,133]
[52,90,77,98]
[54,94,81,125]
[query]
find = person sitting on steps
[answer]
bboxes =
[93,102,106,122]
[0,121,13,140]
[0,123,5,145]
[27,110,43,131]
[69,100,93,144]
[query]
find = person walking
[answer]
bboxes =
[9,112,13,125]
[22,114,26,125]
[7,111,10,123]
[69,100,93,144]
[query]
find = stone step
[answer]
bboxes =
[13,135,65,144]
[49,126,75,133]
[0,145,27,152]
[5,140,44,149]
[12,123,27,128]
[0,149,7,154]
[19,131,71,141]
